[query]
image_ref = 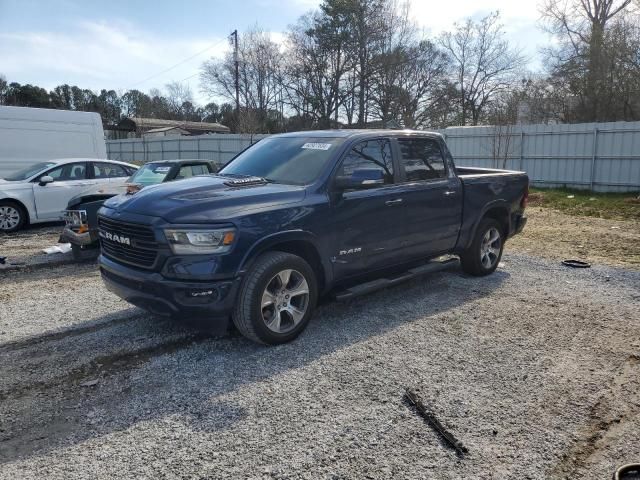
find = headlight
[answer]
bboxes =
[164,228,236,255]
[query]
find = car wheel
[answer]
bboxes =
[0,201,26,233]
[460,218,504,276]
[233,251,318,345]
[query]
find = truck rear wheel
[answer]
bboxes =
[233,251,318,345]
[460,218,504,276]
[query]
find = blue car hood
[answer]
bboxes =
[103,175,306,223]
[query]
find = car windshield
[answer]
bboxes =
[128,163,172,186]
[219,137,344,185]
[3,162,57,181]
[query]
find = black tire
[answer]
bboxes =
[0,200,27,233]
[233,251,318,345]
[460,218,504,276]
[71,244,83,261]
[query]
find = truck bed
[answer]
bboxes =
[453,166,529,252]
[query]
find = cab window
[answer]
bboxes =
[398,138,446,182]
[337,139,394,185]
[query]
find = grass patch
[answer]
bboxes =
[529,188,640,221]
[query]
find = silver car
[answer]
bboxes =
[0,158,138,232]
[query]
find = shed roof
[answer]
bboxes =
[124,117,230,133]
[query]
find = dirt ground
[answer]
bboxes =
[508,207,640,269]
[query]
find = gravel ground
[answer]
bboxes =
[1,250,639,479]
[0,223,63,258]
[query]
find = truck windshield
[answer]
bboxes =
[128,163,172,186]
[4,162,56,181]
[220,137,344,185]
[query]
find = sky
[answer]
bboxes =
[0,0,552,105]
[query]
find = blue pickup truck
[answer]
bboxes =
[98,130,528,344]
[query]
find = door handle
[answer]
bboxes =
[385,198,403,206]
[444,190,457,196]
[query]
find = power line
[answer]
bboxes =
[129,37,230,89]
[177,72,201,83]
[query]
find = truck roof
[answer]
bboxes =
[146,159,213,165]
[272,129,443,140]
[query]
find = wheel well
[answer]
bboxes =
[262,240,326,292]
[483,207,509,237]
[0,198,30,224]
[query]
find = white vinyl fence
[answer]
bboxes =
[106,122,640,192]
[106,134,268,168]
[441,121,640,192]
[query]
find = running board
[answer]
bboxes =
[334,257,459,301]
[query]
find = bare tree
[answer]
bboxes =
[201,27,282,132]
[281,12,353,128]
[440,12,527,125]
[485,91,521,168]
[541,0,638,121]
[165,81,194,120]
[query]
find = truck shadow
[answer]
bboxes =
[0,268,509,464]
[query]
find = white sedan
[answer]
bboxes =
[0,158,138,232]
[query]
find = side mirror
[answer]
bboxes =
[39,175,54,186]
[334,168,385,191]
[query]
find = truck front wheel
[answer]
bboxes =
[460,218,504,276]
[233,251,318,345]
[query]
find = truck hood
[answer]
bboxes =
[103,175,307,223]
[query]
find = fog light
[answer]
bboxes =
[190,289,216,298]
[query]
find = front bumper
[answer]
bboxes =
[99,254,240,325]
[59,227,98,246]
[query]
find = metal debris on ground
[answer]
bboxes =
[80,379,99,387]
[0,256,6,265]
[562,259,592,268]
[404,388,469,456]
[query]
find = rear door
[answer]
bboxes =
[92,162,131,184]
[32,162,94,220]
[394,136,462,258]
[329,138,408,280]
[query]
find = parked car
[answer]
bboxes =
[61,159,217,257]
[97,130,528,345]
[0,158,138,232]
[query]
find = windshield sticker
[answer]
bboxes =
[302,142,332,151]
[153,166,171,172]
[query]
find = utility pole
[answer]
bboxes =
[230,30,239,117]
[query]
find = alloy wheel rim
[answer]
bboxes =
[261,269,310,334]
[0,206,20,231]
[480,227,501,269]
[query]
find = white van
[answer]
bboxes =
[0,106,107,178]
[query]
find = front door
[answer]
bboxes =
[32,162,94,220]
[394,137,462,258]
[329,138,408,280]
